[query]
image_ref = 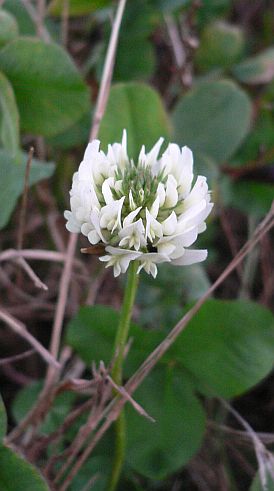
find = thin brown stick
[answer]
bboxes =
[0,248,83,269]
[17,147,34,251]
[36,0,46,39]
[16,256,48,290]
[89,0,127,141]
[44,232,78,389]
[59,202,274,486]
[0,349,35,366]
[0,308,60,369]
[220,399,274,488]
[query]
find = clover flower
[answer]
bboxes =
[65,130,213,278]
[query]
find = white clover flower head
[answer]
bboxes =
[65,130,213,278]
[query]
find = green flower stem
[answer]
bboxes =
[108,261,139,491]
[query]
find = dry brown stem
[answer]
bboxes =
[0,308,60,369]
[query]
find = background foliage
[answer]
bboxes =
[0,1,273,490]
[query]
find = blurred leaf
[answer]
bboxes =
[221,177,274,217]
[0,9,19,48]
[47,110,91,150]
[48,0,111,16]
[137,263,211,329]
[173,300,274,398]
[196,0,231,26]
[66,305,162,376]
[0,394,7,441]
[0,71,19,155]
[114,40,155,82]
[3,0,36,35]
[233,47,274,85]
[250,472,274,491]
[0,149,55,229]
[151,0,188,12]
[112,1,158,81]
[68,456,110,491]
[196,20,244,71]
[12,381,75,434]
[99,82,171,160]
[0,446,49,490]
[173,80,252,162]
[231,109,274,164]
[0,37,90,137]
[126,367,206,479]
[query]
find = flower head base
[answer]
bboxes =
[65,130,213,277]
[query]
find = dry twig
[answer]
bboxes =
[0,308,60,369]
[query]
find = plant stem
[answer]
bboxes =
[108,261,139,491]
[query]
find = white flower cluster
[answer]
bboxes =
[65,131,213,278]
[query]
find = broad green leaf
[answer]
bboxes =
[99,83,171,160]
[250,472,274,491]
[152,0,188,12]
[233,47,274,85]
[0,38,90,137]
[126,367,206,479]
[173,300,274,398]
[221,177,274,217]
[0,445,49,490]
[0,71,19,155]
[12,381,75,434]
[48,0,111,16]
[137,263,211,329]
[47,111,91,150]
[0,9,18,48]
[195,20,244,70]
[65,305,162,376]
[0,149,55,229]
[172,80,252,162]
[0,394,7,441]
[3,0,57,39]
[112,0,158,81]
[69,456,110,491]
[114,39,155,82]
[3,0,36,35]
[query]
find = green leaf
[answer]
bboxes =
[0,37,90,137]
[137,263,211,329]
[0,394,7,441]
[12,381,75,434]
[68,456,110,491]
[195,20,244,71]
[0,71,19,155]
[250,472,274,491]
[173,80,252,162]
[0,9,19,48]
[0,149,55,229]
[173,300,274,398]
[233,47,274,85]
[47,110,91,150]
[48,0,111,16]
[114,39,155,82]
[3,0,36,35]
[99,83,171,161]
[65,305,162,376]
[112,1,158,81]
[221,177,274,217]
[126,367,206,479]
[0,445,49,490]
